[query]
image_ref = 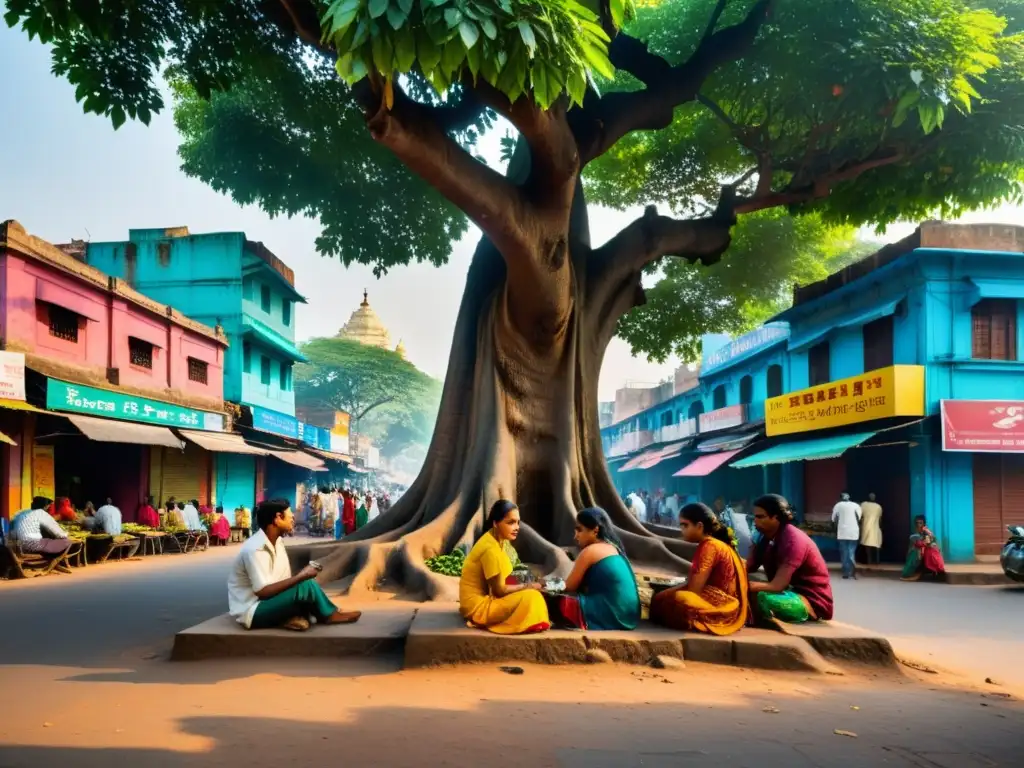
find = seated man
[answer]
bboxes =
[94,498,141,558]
[9,496,72,559]
[227,499,361,631]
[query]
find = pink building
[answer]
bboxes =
[0,220,230,521]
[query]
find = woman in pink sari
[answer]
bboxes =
[209,505,232,546]
[901,515,946,581]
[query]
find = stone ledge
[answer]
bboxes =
[172,605,888,674]
[170,609,414,661]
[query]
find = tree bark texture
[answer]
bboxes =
[298,180,705,600]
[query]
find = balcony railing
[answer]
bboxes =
[652,420,697,444]
[606,430,654,457]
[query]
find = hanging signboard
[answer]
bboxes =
[47,379,225,432]
[32,444,55,500]
[765,365,925,437]
[0,351,26,401]
[250,406,299,439]
[941,400,1024,452]
[698,404,747,434]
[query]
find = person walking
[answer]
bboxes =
[832,492,862,580]
[859,493,883,565]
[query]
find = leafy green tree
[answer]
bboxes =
[295,337,435,431]
[9,0,1024,594]
[617,211,878,363]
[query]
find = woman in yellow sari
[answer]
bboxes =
[459,500,551,634]
[650,502,749,636]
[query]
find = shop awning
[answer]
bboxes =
[730,432,877,468]
[67,414,184,448]
[696,432,759,453]
[179,430,270,455]
[305,447,353,464]
[640,442,688,470]
[618,449,657,472]
[674,449,741,477]
[265,449,327,471]
[0,430,15,446]
[0,399,46,414]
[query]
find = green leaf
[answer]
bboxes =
[417,31,442,73]
[394,25,417,71]
[517,21,536,55]
[466,40,481,79]
[444,8,462,28]
[111,104,126,130]
[368,0,389,19]
[351,18,370,47]
[441,36,464,73]
[480,18,497,40]
[459,20,479,49]
[371,30,395,73]
[386,6,407,30]
[398,0,414,13]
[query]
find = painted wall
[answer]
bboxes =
[87,231,299,415]
[602,242,1024,563]
[215,453,257,514]
[0,251,225,401]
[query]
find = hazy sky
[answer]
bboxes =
[2,24,1023,400]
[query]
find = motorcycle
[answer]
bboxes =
[1001,525,1024,583]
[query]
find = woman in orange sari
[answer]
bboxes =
[650,502,749,636]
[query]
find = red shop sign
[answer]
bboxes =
[940,400,1024,452]
[698,404,747,434]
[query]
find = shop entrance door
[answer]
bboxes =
[972,454,1024,557]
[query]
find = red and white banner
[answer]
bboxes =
[698,404,747,434]
[940,400,1024,452]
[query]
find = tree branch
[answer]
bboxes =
[735,149,906,213]
[574,0,775,165]
[353,81,530,260]
[590,202,736,301]
[275,0,335,57]
[472,81,579,211]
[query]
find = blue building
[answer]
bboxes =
[85,227,328,513]
[602,221,1024,564]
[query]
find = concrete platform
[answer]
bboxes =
[171,607,415,661]
[173,602,891,674]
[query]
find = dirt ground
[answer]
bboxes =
[0,653,1020,767]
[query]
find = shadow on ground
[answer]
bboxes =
[0,686,1020,768]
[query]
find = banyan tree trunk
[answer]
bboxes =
[296,178,696,601]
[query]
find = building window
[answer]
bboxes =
[260,284,271,313]
[809,341,831,386]
[688,401,704,420]
[188,357,208,384]
[282,300,291,326]
[739,375,753,405]
[863,315,895,371]
[713,385,726,410]
[47,304,80,343]
[279,363,292,391]
[972,299,1017,361]
[243,342,252,373]
[659,411,672,428]
[128,337,154,369]
[766,364,783,398]
[260,355,271,385]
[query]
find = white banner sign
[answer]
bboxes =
[0,351,26,401]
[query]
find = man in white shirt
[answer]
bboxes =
[9,496,71,555]
[92,497,140,557]
[832,492,863,580]
[227,498,361,631]
[626,491,646,523]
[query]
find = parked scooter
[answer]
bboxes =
[1001,525,1024,583]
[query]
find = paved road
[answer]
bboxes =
[0,546,235,667]
[832,577,1024,690]
[1,551,1022,767]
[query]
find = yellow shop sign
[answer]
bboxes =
[766,365,925,437]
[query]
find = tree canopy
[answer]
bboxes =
[295,337,436,429]
[7,0,1024,352]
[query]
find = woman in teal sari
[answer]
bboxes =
[546,508,640,630]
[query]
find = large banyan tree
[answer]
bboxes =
[10,0,1024,596]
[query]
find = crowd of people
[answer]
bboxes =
[302,486,393,539]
